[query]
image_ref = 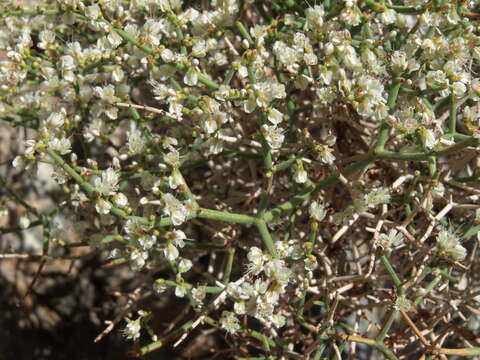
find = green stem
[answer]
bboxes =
[376,150,429,161]
[375,342,400,360]
[374,77,402,153]
[223,69,236,85]
[197,73,220,90]
[139,320,194,355]
[46,149,97,197]
[198,208,256,225]
[380,254,404,294]
[375,137,477,161]
[463,223,480,239]
[427,156,437,179]
[113,28,154,56]
[3,8,60,16]
[306,221,318,255]
[46,149,257,228]
[264,153,375,222]
[222,248,235,284]
[235,21,254,47]
[163,279,223,294]
[386,4,425,13]
[448,93,457,134]
[255,219,277,257]
[376,310,397,343]
[413,273,442,306]
[312,342,327,360]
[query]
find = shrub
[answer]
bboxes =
[1,0,480,358]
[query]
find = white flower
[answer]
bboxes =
[94,168,120,196]
[178,258,192,273]
[391,51,408,74]
[394,295,411,311]
[164,149,180,167]
[94,85,116,103]
[168,171,184,190]
[192,38,207,57]
[309,201,327,221]
[267,108,283,125]
[305,5,325,30]
[294,165,308,184]
[451,81,466,97]
[246,246,265,275]
[123,318,141,340]
[162,193,187,225]
[304,52,318,66]
[426,70,449,89]
[19,216,31,229]
[38,29,55,49]
[161,48,175,62]
[59,55,75,71]
[124,218,145,236]
[164,242,179,261]
[305,255,318,272]
[138,235,156,250]
[273,41,301,72]
[95,198,112,214]
[126,123,145,155]
[234,300,246,315]
[170,230,186,248]
[341,45,361,70]
[432,183,445,199]
[436,229,466,261]
[271,314,286,328]
[85,4,101,19]
[254,300,274,319]
[112,67,124,82]
[112,192,128,207]
[220,311,240,334]
[150,80,176,101]
[183,67,198,86]
[48,138,71,155]
[84,118,105,143]
[316,145,335,165]
[253,82,286,108]
[340,5,361,26]
[265,259,291,285]
[375,229,404,250]
[364,187,391,208]
[44,109,66,130]
[191,287,206,307]
[380,8,396,25]
[12,156,25,169]
[463,106,479,123]
[261,124,284,149]
[130,250,148,270]
[107,29,123,48]
[418,127,436,149]
[175,282,189,298]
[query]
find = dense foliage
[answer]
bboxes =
[1,0,480,358]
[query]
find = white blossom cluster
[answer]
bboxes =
[2,0,480,357]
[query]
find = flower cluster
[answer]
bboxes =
[1,0,479,358]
